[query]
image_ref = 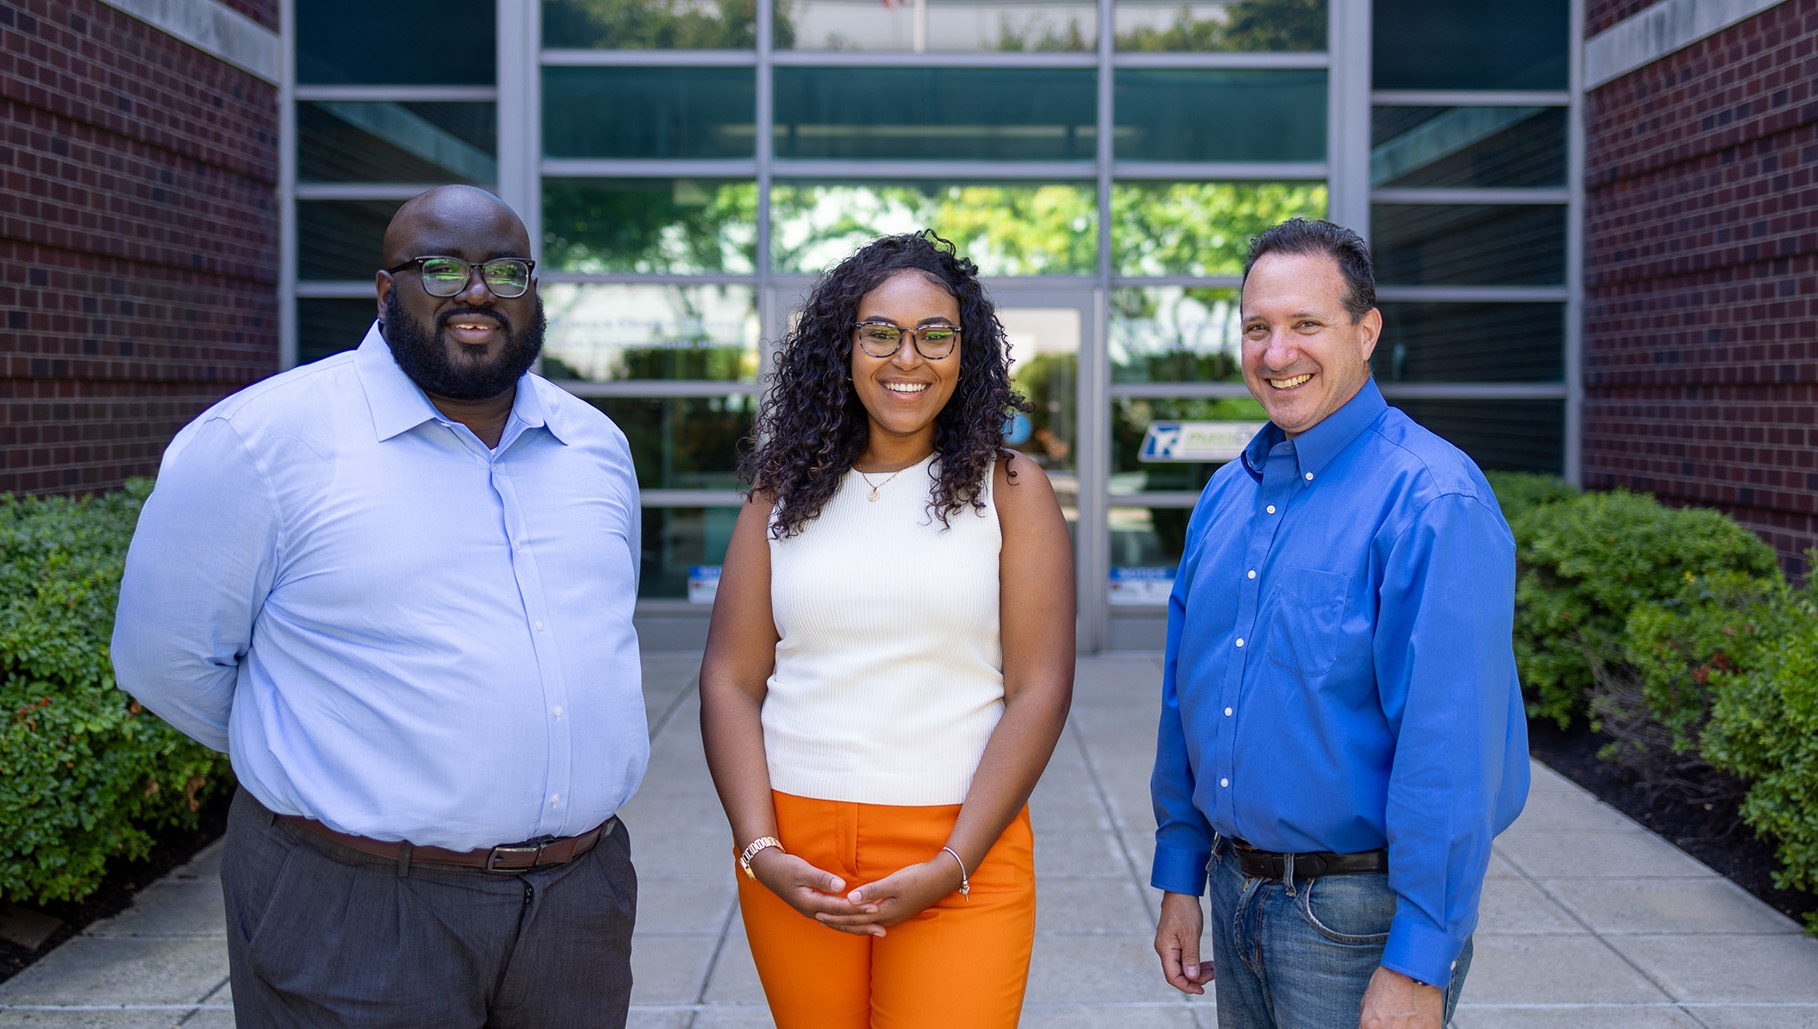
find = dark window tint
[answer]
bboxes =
[543,180,757,273]
[1375,303,1564,383]
[1392,399,1564,474]
[1114,0,1327,52]
[590,396,754,490]
[543,0,760,48]
[774,68,1097,161]
[543,68,756,159]
[1371,107,1566,189]
[299,103,498,184]
[298,299,377,364]
[1115,70,1326,163]
[638,506,741,599]
[298,200,403,281]
[298,1,495,85]
[1372,205,1566,286]
[1372,0,1567,91]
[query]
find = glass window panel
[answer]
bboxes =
[542,68,755,159]
[1114,0,1327,52]
[1111,395,1267,494]
[1375,302,1563,383]
[1111,286,1244,384]
[1372,0,1567,91]
[1002,309,1080,476]
[1372,204,1566,286]
[1115,70,1326,163]
[1112,181,1326,278]
[778,0,1096,51]
[298,298,377,364]
[543,179,757,273]
[298,102,498,184]
[298,199,401,281]
[542,283,760,382]
[773,68,1096,161]
[543,0,759,48]
[770,181,1096,276]
[640,506,742,599]
[1370,107,1566,189]
[1393,399,1563,475]
[298,1,495,85]
[590,396,754,490]
[1108,505,1194,605]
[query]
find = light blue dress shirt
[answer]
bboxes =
[113,324,648,851]
[1150,378,1529,986]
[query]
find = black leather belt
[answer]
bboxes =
[1229,837,1388,880]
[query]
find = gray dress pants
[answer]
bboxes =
[221,788,636,1027]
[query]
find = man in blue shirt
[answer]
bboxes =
[1150,218,1529,1028]
[113,186,648,1027]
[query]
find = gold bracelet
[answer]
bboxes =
[941,845,970,902]
[739,836,783,880]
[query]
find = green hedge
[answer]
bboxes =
[0,481,230,905]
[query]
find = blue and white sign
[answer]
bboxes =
[1109,566,1176,605]
[688,565,722,605]
[1140,421,1266,463]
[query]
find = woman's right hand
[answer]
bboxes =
[747,848,871,927]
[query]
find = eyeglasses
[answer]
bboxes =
[852,320,960,359]
[386,256,536,299]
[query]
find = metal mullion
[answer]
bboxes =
[770,160,1098,181]
[1112,491,1204,509]
[1111,161,1327,181]
[640,489,749,507]
[1111,51,1329,70]
[1566,0,1586,486]
[1109,382,1255,400]
[770,50,1096,68]
[540,48,758,66]
[1327,0,1371,234]
[1376,384,1569,400]
[555,380,761,399]
[756,0,775,378]
[278,0,296,369]
[296,281,377,298]
[1370,188,1572,205]
[1370,90,1571,107]
[1110,275,1243,289]
[541,159,760,179]
[293,85,499,102]
[541,272,758,287]
[295,183,452,201]
[1375,285,1570,303]
[1078,0,1115,654]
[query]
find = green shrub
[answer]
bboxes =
[1483,471,1580,525]
[0,481,230,905]
[1511,490,1779,728]
[1699,569,1818,928]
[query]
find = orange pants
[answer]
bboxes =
[736,790,1036,1029]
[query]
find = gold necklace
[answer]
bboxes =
[856,465,907,502]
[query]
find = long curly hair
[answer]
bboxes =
[743,231,1031,538]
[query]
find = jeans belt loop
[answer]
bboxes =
[1283,851,1296,897]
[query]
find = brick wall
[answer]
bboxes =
[0,0,279,496]
[1583,0,1818,575]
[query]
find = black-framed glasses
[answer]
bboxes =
[852,320,960,359]
[386,256,536,298]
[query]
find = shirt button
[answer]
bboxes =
[1266,505,1277,515]
[1235,638,1245,648]
[1225,707,1233,716]
[550,794,561,806]
[552,706,564,718]
[1219,778,1230,788]
[513,540,524,551]
[1305,472,1314,481]
[535,620,546,632]
[1247,570,1256,579]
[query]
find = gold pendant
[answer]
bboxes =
[867,488,880,502]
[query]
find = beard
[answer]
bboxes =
[380,289,546,401]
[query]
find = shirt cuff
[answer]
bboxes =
[1381,913,1465,988]
[1150,842,1210,896]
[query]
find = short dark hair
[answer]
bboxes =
[1242,218,1376,322]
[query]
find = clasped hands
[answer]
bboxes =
[746,848,964,936]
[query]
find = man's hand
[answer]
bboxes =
[1359,965,1443,1028]
[1154,891,1214,995]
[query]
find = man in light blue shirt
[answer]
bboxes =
[113,185,648,1027]
[1150,219,1529,1029]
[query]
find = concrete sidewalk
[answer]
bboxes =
[3,652,1816,1027]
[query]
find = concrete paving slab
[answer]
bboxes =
[1454,934,1671,1005]
[1034,825,1137,879]
[1451,1005,1702,1028]
[1036,877,1155,935]
[1019,1003,1208,1027]
[0,938,227,1007]
[170,840,223,881]
[1684,1005,1818,1028]
[635,875,738,937]
[1474,878,1587,935]
[1611,933,1818,1003]
[1524,761,1583,794]
[1024,934,1186,1005]
[689,1007,777,1028]
[1541,876,1802,935]
[0,1012,204,1029]
[623,1008,693,1029]
[1493,827,1714,880]
[1484,851,1522,878]
[699,932,768,1006]
[1507,786,1637,832]
[627,934,718,1006]
[83,883,222,940]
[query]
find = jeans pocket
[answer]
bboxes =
[1297,874,1394,946]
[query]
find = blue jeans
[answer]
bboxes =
[1205,838,1471,1029]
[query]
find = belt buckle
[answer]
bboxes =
[484,835,555,874]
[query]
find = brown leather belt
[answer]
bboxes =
[1229,837,1388,881]
[282,814,615,873]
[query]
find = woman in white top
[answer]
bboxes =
[700,231,1075,1027]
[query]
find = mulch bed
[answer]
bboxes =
[0,789,231,986]
[1527,717,1817,926]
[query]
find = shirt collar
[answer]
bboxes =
[353,321,567,447]
[1239,377,1388,482]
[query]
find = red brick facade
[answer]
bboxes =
[0,0,279,495]
[1583,0,1818,575]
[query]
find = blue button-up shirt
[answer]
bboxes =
[1150,379,1529,985]
[113,324,648,851]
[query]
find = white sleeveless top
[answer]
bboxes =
[764,455,1005,806]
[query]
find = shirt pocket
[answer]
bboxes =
[1263,566,1351,677]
